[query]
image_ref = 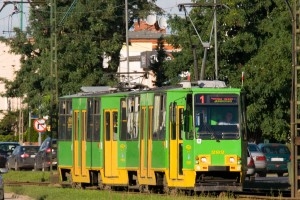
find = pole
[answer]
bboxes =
[125,0,130,84]
[20,0,23,31]
[28,110,31,144]
[192,45,199,80]
[213,0,218,80]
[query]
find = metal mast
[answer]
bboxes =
[291,0,300,197]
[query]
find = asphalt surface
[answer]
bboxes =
[4,193,33,200]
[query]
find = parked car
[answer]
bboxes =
[34,137,57,171]
[247,148,255,179]
[0,168,8,200]
[257,143,290,177]
[0,142,20,168]
[6,145,40,170]
[248,143,267,177]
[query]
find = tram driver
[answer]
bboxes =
[218,112,236,125]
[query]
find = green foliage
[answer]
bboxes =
[165,0,292,142]
[0,111,18,136]
[150,36,168,87]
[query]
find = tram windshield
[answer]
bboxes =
[194,105,240,140]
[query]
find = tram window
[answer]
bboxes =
[120,99,128,141]
[58,115,66,140]
[105,112,110,141]
[153,95,166,140]
[93,115,100,141]
[66,116,72,140]
[58,100,72,140]
[179,108,184,140]
[87,98,101,142]
[124,97,139,141]
[113,112,118,141]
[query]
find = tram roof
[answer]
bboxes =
[59,80,241,99]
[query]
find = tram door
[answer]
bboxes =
[140,106,153,178]
[73,110,88,177]
[169,106,184,179]
[104,110,118,177]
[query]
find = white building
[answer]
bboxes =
[0,42,22,120]
[118,21,178,89]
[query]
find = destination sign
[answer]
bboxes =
[209,96,237,103]
[194,94,238,104]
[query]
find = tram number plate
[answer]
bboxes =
[271,158,283,161]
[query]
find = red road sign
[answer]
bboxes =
[33,119,47,132]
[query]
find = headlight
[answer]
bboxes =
[201,157,207,163]
[229,157,235,163]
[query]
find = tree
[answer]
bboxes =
[165,0,292,142]
[3,0,159,117]
[150,36,168,87]
[0,111,18,136]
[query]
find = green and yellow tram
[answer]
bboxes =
[58,80,247,192]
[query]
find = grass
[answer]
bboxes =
[3,171,236,200]
[3,170,51,182]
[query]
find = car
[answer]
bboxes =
[0,142,20,169]
[0,168,8,200]
[34,137,57,171]
[6,145,40,170]
[257,143,290,177]
[248,143,267,177]
[247,148,255,179]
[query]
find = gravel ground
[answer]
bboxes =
[5,193,33,200]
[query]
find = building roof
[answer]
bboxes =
[129,30,168,40]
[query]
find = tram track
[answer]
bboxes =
[4,179,293,199]
[5,181,51,187]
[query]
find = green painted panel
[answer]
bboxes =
[140,92,154,105]
[191,139,242,164]
[85,142,103,167]
[72,97,87,109]
[152,141,166,168]
[58,141,73,166]
[125,141,139,167]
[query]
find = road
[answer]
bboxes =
[4,193,33,200]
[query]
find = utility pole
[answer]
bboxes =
[286,0,300,198]
[125,0,130,84]
[50,0,57,175]
[213,0,218,80]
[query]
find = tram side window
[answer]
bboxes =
[87,99,100,142]
[153,94,166,140]
[58,100,72,140]
[120,99,128,141]
[105,112,110,141]
[113,112,118,141]
[125,97,140,141]
[185,94,193,140]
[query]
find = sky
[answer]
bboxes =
[155,0,192,16]
[0,1,29,38]
[0,0,192,38]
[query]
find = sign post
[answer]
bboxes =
[33,119,47,145]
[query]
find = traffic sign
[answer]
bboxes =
[33,119,47,132]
